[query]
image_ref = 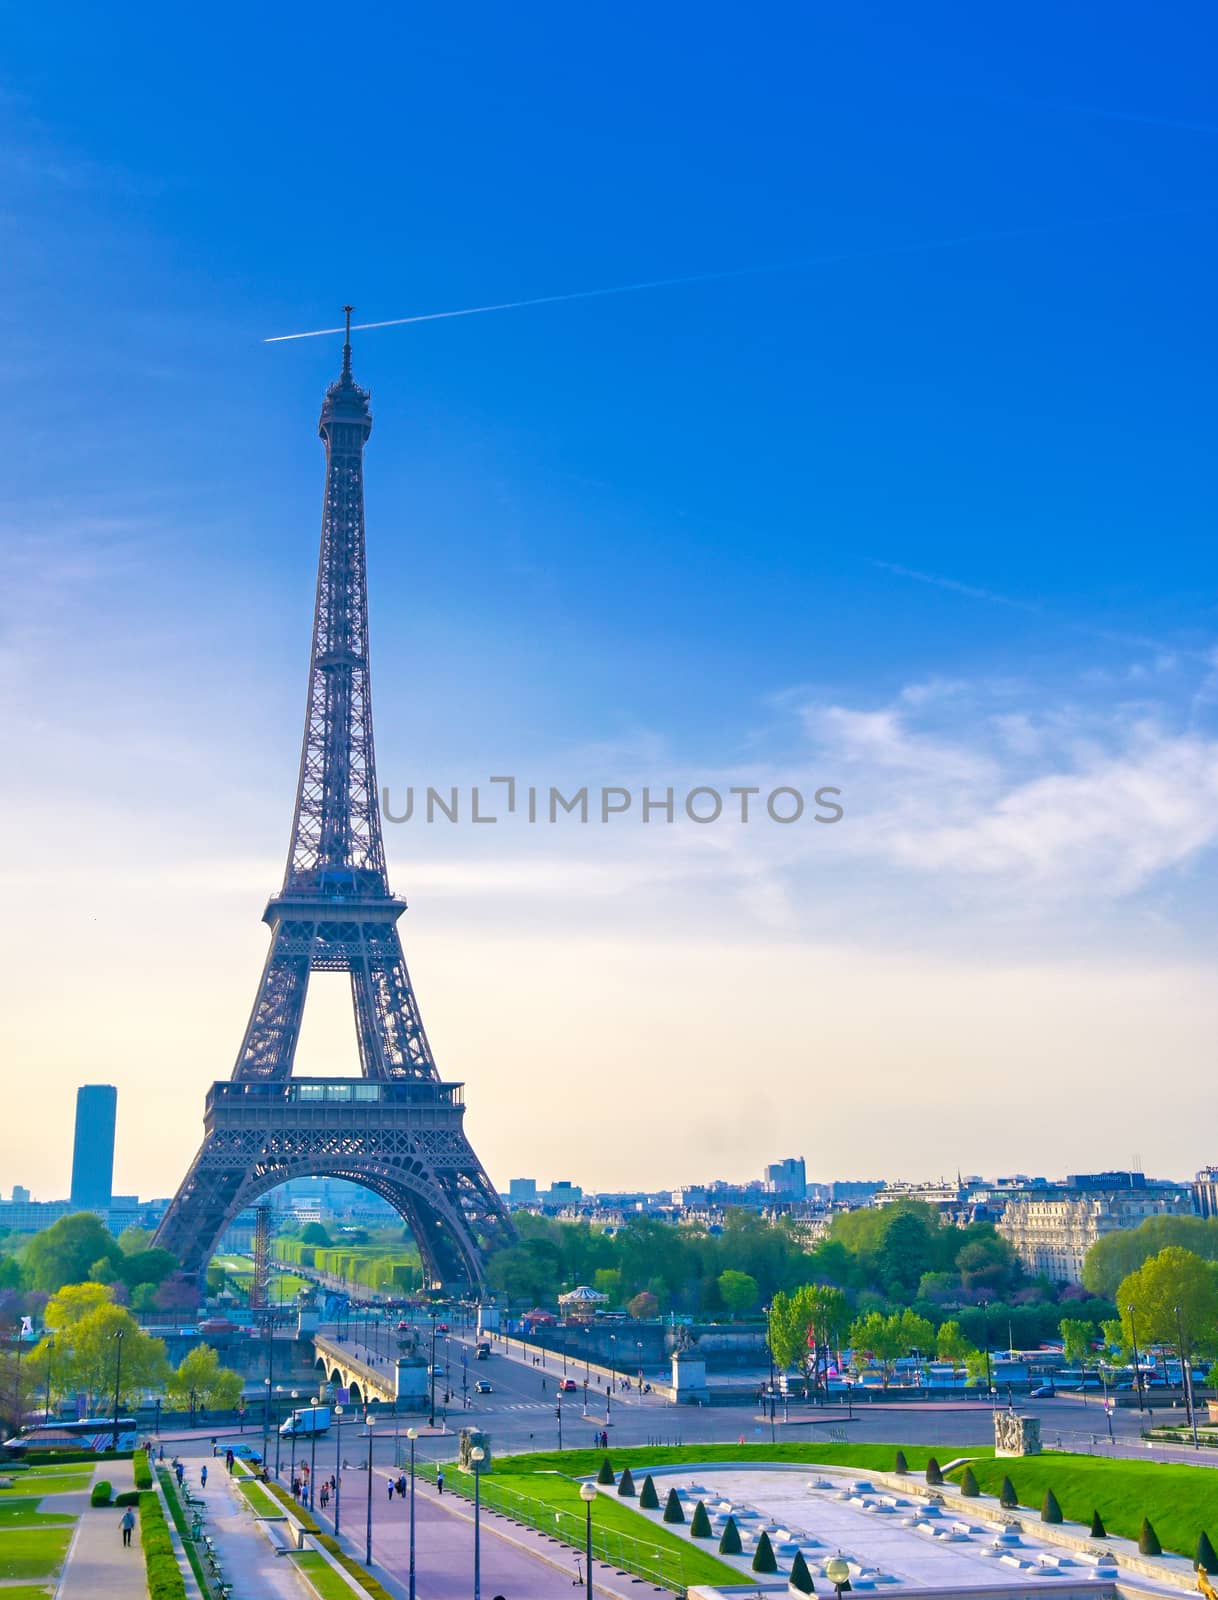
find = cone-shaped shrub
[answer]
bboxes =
[752,1530,778,1573]
[638,1474,659,1510]
[999,1476,1018,1509]
[925,1457,943,1485]
[1041,1489,1063,1525]
[663,1487,685,1524]
[1090,1510,1106,1539]
[1196,1532,1218,1575]
[788,1549,816,1593]
[719,1515,742,1555]
[894,1450,908,1475]
[1139,1518,1161,1557]
[597,1456,615,1485]
[617,1467,636,1498]
[960,1466,979,1497]
[690,1500,713,1538]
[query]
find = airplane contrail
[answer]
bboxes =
[264,205,1201,344]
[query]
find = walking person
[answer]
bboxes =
[120,1507,136,1548]
[387,1479,394,1502]
[200,1465,208,1489]
[436,1467,444,1496]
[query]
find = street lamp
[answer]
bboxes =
[364,1411,377,1566]
[333,1405,344,1533]
[471,1445,486,1600]
[308,1394,320,1508]
[1173,1305,1199,1448]
[827,1555,851,1599]
[274,1385,284,1475]
[110,1329,126,1453]
[428,1312,438,1428]
[979,1301,994,1405]
[43,1338,55,1424]
[579,1481,597,1600]
[1126,1303,1145,1415]
[263,1377,272,1466]
[406,1426,418,1600]
[290,1390,301,1485]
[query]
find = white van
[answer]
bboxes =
[280,1405,331,1437]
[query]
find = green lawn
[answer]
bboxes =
[499,1441,990,1477]
[235,1477,287,1518]
[0,1499,76,1526]
[0,1527,74,1582]
[0,1587,54,1599]
[0,1468,93,1497]
[293,1550,360,1600]
[441,1465,739,1589]
[948,1456,1218,1563]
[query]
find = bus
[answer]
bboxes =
[2,1417,139,1455]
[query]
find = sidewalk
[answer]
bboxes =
[315,1462,677,1599]
[189,1458,303,1600]
[58,1460,148,1600]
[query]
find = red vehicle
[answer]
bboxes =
[558,1378,577,1393]
[437,1322,449,1333]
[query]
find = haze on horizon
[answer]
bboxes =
[1,3,1216,1203]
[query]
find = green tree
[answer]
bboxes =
[690,1501,713,1537]
[1083,1216,1218,1299]
[719,1515,742,1555]
[626,1291,658,1319]
[1060,1318,1096,1376]
[936,1320,977,1382]
[299,1222,332,1247]
[848,1311,905,1386]
[35,1294,167,1414]
[752,1530,777,1573]
[1117,1247,1218,1358]
[25,1214,123,1293]
[167,1344,243,1421]
[718,1270,759,1319]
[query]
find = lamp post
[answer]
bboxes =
[308,1394,320,1508]
[274,1385,284,1475]
[290,1390,301,1485]
[1126,1303,1145,1414]
[43,1338,54,1424]
[607,1336,616,1420]
[827,1555,851,1600]
[111,1329,126,1453]
[556,1397,563,1449]
[263,1311,275,1461]
[471,1445,486,1600]
[428,1313,438,1428]
[980,1301,993,1406]
[406,1426,417,1600]
[332,1405,344,1532]
[579,1481,597,1600]
[1172,1305,1198,1448]
[636,1340,643,1397]
[364,1411,377,1566]
[262,1376,272,1466]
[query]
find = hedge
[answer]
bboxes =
[752,1530,777,1573]
[115,1490,141,1507]
[719,1515,742,1555]
[133,1448,153,1491]
[91,1481,113,1506]
[26,1448,134,1466]
[662,1487,684,1524]
[617,1467,636,1497]
[690,1501,712,1538]
[140,1488,187,1600]
[596,1456,614,1485]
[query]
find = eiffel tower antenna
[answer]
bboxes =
[156,325,511,1292]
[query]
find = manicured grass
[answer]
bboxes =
[293,1549,361,1599]
[0,1499,76,1525]
[0,1527,73,1582]
[499,1441,991,1477]
[948,1456,1218,1563]
[235,1477,286,1517]
[442,1465,739,1588]
[0,1587,54,1599]
[0,1468,92,1496]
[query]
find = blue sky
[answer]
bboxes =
[2,3,1216,1198]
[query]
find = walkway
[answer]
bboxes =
[315,1462,676,1599]
[58,1460,148,1600]
[187,1459,302,1600]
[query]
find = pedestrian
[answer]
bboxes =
[397,1476,406,1497]
[436,1468,444,1496]
[541,1378,546,1393]
[387,1480,394,1501]
[200,1465,208,1489]
[175,1462,184,1486]
[120,1506,136,1548]
[329,1475,336,1494]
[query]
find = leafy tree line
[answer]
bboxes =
[484,1202,1116,1340]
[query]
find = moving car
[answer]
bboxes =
[214,1442,263,1462]
[557,1378,577,1393]
[1029,1384,1056,1398]
[280,1405,331,1438]
[474,1380,493,1394]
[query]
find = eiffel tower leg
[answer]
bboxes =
[232,933,311,1082]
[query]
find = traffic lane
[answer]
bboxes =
[452,1334,664,1410]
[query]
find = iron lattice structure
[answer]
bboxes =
[250,1204,271,1310]
[156,318,511,1289]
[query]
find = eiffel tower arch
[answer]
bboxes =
[155,313,512,1291]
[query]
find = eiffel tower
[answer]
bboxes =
[155,312,511,1291]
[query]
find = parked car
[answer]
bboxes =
[1029,1385,1056,1398]
[474,1380,493,1395]
[215,1442,263,1462]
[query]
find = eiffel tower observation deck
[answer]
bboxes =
[156,312,512,1291]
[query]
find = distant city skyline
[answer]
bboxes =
[2,6,1217,1196]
